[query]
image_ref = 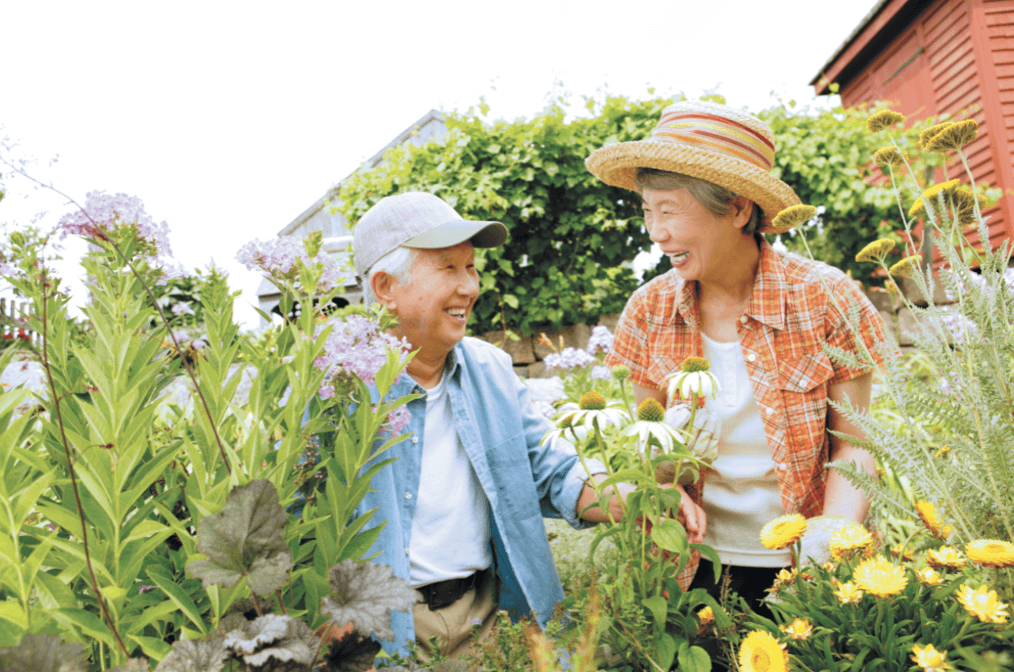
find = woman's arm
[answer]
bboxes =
[822,372,876,521]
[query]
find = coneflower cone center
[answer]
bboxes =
[579,392,607,410]
[637,399,665,422]
[681,356,710,373]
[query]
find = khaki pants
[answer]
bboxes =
[413,569,498,662]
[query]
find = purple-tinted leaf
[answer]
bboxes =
[322,633,381,672]
[320,560,420,641]
[186,479,293,595]
[221,614,316,669]
[152,637,230,672]
[0,634,87,672]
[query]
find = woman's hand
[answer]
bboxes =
[660,482,707,544]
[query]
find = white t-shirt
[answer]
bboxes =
[408,369,493,587]
[699,333,791,567]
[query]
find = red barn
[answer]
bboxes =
[811,0,1014,256]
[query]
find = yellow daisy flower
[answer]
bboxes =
[911,643,952,672]
[927,546,966,571]
[915,567,945,586]
[779,617,813,641]
[956,585,1010,624]
[834,581,863,604]
[867,109,906,132]
[696,606,715,633]
[919,121,956,151]
[829,524,873,558]
[933,445,952,458]
[915,501,952,540]
[925,119,979,152]
[852,556,908,597]
[889,255,921,278]
[890,544,916,561]
[965,539,1014,568]
[873,146,908,167]
[774,568,797,584]
[760,514,808,550]
[771,204,818,232]
[738,630,789,672]
[855,238,896,263]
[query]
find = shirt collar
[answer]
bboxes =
[671,237,786,331]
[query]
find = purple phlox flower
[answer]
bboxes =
[0,262,14,276]
[57,191,175,260]
[236,236,349,291]
[936,309,978,345]
[939,377,952,394]
[586,325,614,355]
[590,365,611,381]
[314,314,412,392]
[191,338,207,350]
[383,405,411,436]
[544,347,596,372]
[171,302,194,317]
[171,329,191,344]
[319,385,335,400]
[470,617,484,627]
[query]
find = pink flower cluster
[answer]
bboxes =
[314,313,412,392]
[236,237,349,292]
[58,191,174,259]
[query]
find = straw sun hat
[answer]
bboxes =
[585,100,800,233]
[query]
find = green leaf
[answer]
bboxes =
[145,566,209,636]
[53,608,115,647]
[186,479,293,595]
[642,595,667,631]
[651,518,688,554]
[321,559,421,642]
[678,642,712,672]
[654,632,676,671]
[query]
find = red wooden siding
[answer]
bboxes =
[830,0,1014,265]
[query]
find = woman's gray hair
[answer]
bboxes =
[362,246,417,306]
[635,168,764,235]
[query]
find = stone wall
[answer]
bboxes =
[866,276,956,348]
[477,314,620,379]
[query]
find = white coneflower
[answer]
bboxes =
[665,357,720,405]
[623,399,685,454]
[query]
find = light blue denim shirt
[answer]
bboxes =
[357,336,604,656]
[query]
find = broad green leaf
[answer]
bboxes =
[321,559,420,642]
[145,566,209,636]
[651,518,688,555]
[678,642,712,672]
[53,608,115,647]
[642,595,667,631]
[654,632,676,671]
[0,601,28,630]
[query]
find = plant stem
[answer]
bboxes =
[38,268,129,658]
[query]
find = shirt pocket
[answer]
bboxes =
[777,351,836,466]
[485,432,541,520]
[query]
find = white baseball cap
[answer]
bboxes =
[352,192,508,278]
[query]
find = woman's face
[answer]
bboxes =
[641,187,750,284]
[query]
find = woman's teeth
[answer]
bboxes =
[670,251,689,262]
[446,308,466,318]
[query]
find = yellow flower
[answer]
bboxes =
[867,109,906,132]
[911,643,953,672]
[834,581,863,604]
[915,567,945,586]
[579,392,606,410]
[852,556,909,597]
[890,544,916,561]
[919,121,956,151]
[760,514,808,550]
[956,585,1010,623]
[771,204,817,231]
[889,255,921,278]
[779,617,813,641]
[933,445,952,458]
[952,188,988,226]
[965,539,1014,568]
[636,398,665,422]
[915,501,952,541]
[909,179,962,219]
[925,119,978,152]
[774,568,797,584]
[829,523,873,558]
[885,278,900,297]
[873,146,908,167]
[855,238,896,263]
[680,356,711,373]
[738,630,789,672]
[927,546,967,571]
[697,606,715,633]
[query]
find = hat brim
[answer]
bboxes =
[403,220,508,249]
[585,140,800,234]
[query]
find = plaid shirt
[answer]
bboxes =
[606,239,891,588]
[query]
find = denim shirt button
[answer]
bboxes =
[405,491,412,500]
[411,436,419,444]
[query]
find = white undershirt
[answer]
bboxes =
[699,333,791,567]
[408,369,493,587]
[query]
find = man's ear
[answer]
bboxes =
[371,271,399,310]
[730,197,754,231]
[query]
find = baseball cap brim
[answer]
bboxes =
[403,220,508,249]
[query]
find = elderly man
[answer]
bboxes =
[351,191,625,659]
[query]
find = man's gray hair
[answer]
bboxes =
[362,246,417,307]
[635,168,764,235]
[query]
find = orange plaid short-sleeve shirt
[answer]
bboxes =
[606,240,893,586]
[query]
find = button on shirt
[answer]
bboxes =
[605,239,891,588]
[355,337,605,656]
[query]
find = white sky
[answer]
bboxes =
[1,0,878,329]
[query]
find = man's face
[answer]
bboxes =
[386,242,480,356]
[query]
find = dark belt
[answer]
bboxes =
[418,570,485,611]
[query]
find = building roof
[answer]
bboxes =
[810,0,929,94]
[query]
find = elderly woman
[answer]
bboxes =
[585,101,890,615]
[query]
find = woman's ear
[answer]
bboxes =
[730,197,754,231]
[371,271,398,310]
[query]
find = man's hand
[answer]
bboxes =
[577,478,707,544]
[666,483,707,544]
